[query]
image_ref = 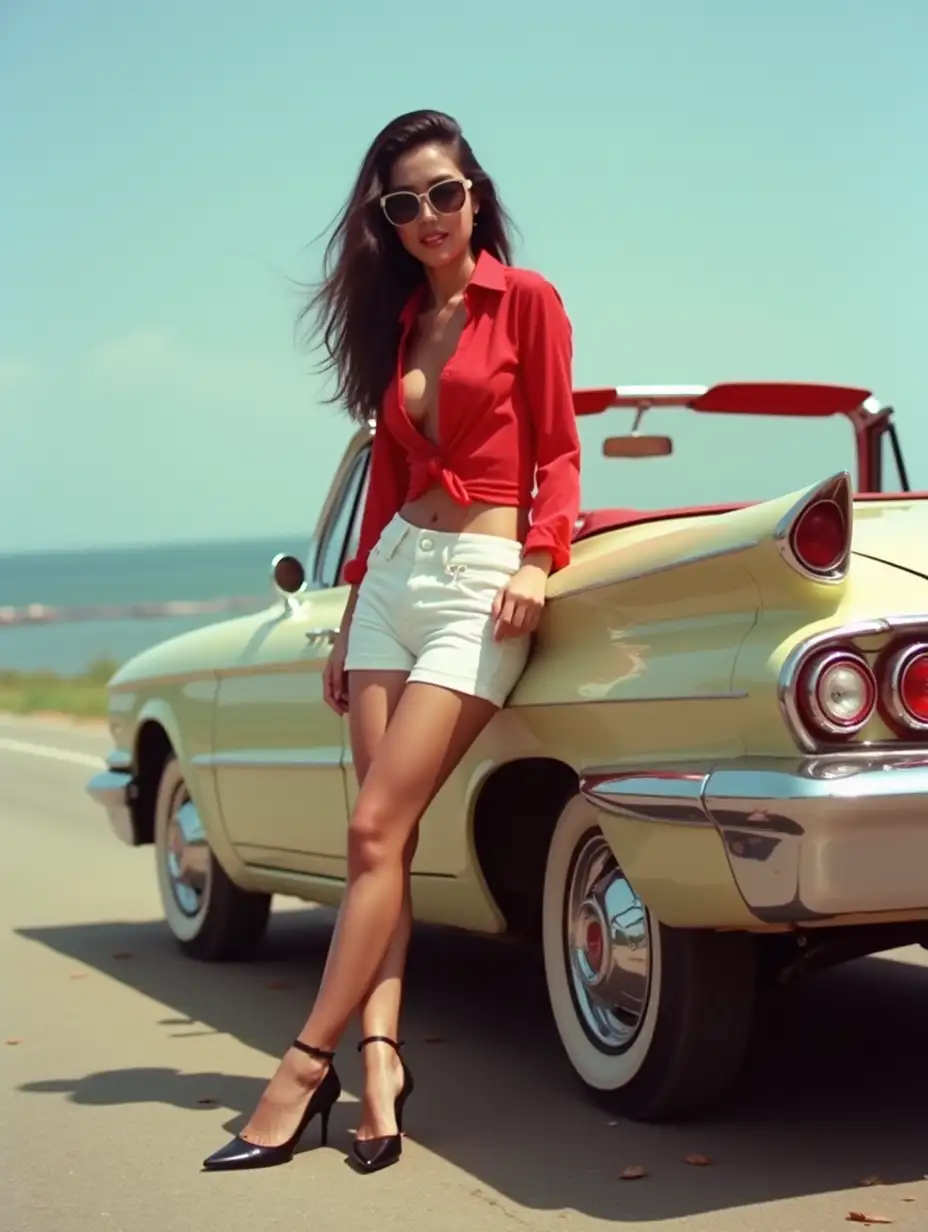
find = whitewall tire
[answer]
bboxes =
[153,756,271,961]
[542,794,756,1121]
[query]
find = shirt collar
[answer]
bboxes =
[398,248,508,329]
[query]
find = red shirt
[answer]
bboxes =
[342,249,581,586]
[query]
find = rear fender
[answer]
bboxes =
[576,773,758,930]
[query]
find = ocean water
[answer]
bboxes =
[0,535,312,674]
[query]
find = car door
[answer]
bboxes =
[210,435,371,878]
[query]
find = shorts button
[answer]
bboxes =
[420,536,433,551]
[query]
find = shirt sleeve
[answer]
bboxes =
[341,420,410,586]
[517,276,582,572]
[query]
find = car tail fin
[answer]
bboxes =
[773,471,852,584]
[549,471,855,604]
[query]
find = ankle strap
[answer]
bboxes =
[292,1039,336,1061]
[357,1035,404,1054]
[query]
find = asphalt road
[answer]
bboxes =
[3,713,928,1232]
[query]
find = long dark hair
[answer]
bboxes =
[299,110,515,425]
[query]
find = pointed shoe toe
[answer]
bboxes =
[202,1136,292,1172]
[351,1133,403,1173]
[201,1041,341,1174]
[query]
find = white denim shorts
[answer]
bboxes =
[344,515,532,707]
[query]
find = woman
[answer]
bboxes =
[203,108,581,1176]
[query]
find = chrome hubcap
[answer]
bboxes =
[566,832,651,1051]
[163,787,210,918]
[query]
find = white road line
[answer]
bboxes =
[0,737,102,768]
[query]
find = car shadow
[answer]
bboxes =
[16,908,928,1223]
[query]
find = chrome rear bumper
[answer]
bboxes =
[581,753,928,924]
[86,753,138,846]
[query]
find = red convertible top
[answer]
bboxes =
[572,382,878,419]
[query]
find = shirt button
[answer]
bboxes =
[420,536,433,551]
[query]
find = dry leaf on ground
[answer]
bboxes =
[619,1165,648,1181]
[5,1038,21,1046]
[847,1213,893,1225]
[684,1154,713,1167]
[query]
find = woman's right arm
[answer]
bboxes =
[341,420,410,591]
[326,423,408,714]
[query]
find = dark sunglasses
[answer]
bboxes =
[380,177,473,227]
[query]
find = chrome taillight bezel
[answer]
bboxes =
[780,619,928,752]
[799,648,877,737]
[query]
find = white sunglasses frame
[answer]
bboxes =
[379,177,473,226]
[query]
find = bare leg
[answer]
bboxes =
[348,672,417,1142]
[238,677,497,1147]
[354,824,418,1141]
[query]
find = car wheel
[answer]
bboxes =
[542,795,756,1121]
[154,755,271,961]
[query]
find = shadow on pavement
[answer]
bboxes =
[16,908,928,1222]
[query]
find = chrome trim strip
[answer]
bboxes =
[885,614,928,632]
[193,746,344,769]
[244,862,346,885]
[772,471,852,584]
[580,770,712,827]
[882,642,928,732]
[517,690,748,710]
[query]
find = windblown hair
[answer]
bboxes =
[299,110,515,425]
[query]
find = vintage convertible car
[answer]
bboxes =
[87,380,928,1121]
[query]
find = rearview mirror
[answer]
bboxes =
[271,553,306,597]
[603,435,673,459]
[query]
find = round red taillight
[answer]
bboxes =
[801,650,876,736]
[891,645,928,728]
[790,499,847,573]
[900,655,928,721]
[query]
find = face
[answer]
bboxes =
[384,142,477,270]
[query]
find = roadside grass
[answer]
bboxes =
[0,658,117,718]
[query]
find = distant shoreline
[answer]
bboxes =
[0,530,311,561]
[0,594,266,628]
[0,660,115,719]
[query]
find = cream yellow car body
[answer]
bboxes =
[87,386,928,1120]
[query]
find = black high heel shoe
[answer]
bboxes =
[202,1041,341,1172]
[351,1036,415,1174]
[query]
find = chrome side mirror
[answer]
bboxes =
[271,553,306,606]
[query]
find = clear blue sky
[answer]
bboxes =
[1,0,925,552]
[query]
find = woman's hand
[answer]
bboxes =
[492,558,551,641]
[323,587,359,715]
[323,628,351,714]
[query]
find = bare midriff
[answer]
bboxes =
[399,487,529,541]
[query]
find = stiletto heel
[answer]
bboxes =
[351,1036,415,1174]
[202,1041,341,1172]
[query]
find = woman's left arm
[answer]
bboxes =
[492,276,581,641]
